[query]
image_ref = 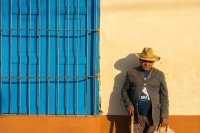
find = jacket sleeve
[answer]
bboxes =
[159,72,169,118]
[121,72,133,109]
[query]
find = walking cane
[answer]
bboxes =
[131,115,134,133]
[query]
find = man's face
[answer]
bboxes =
[140,59,154,71]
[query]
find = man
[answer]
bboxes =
[121,47,169,133]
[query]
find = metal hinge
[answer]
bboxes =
[95,73,100,80]
[95,29,100,34]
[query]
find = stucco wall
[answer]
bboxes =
[100,0,200,115]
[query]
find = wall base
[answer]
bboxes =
[0,115,199,133]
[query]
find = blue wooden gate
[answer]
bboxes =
[0,0,100,115]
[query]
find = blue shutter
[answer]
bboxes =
[0,0,100,115]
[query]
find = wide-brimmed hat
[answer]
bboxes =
[135,47,160,61]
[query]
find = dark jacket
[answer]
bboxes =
[121,66,169,125]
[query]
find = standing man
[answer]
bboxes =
[121,47,169,133]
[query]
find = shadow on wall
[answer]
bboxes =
[106,53,139,133]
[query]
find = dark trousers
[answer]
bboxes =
[134,115,158,133]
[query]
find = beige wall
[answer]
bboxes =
[100,0,200,115]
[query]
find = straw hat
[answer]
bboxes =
[135,47,160,61]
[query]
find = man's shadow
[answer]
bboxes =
[107,53,139,133]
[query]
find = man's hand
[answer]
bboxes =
[161,118,168,126]
[127,105,134,116]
